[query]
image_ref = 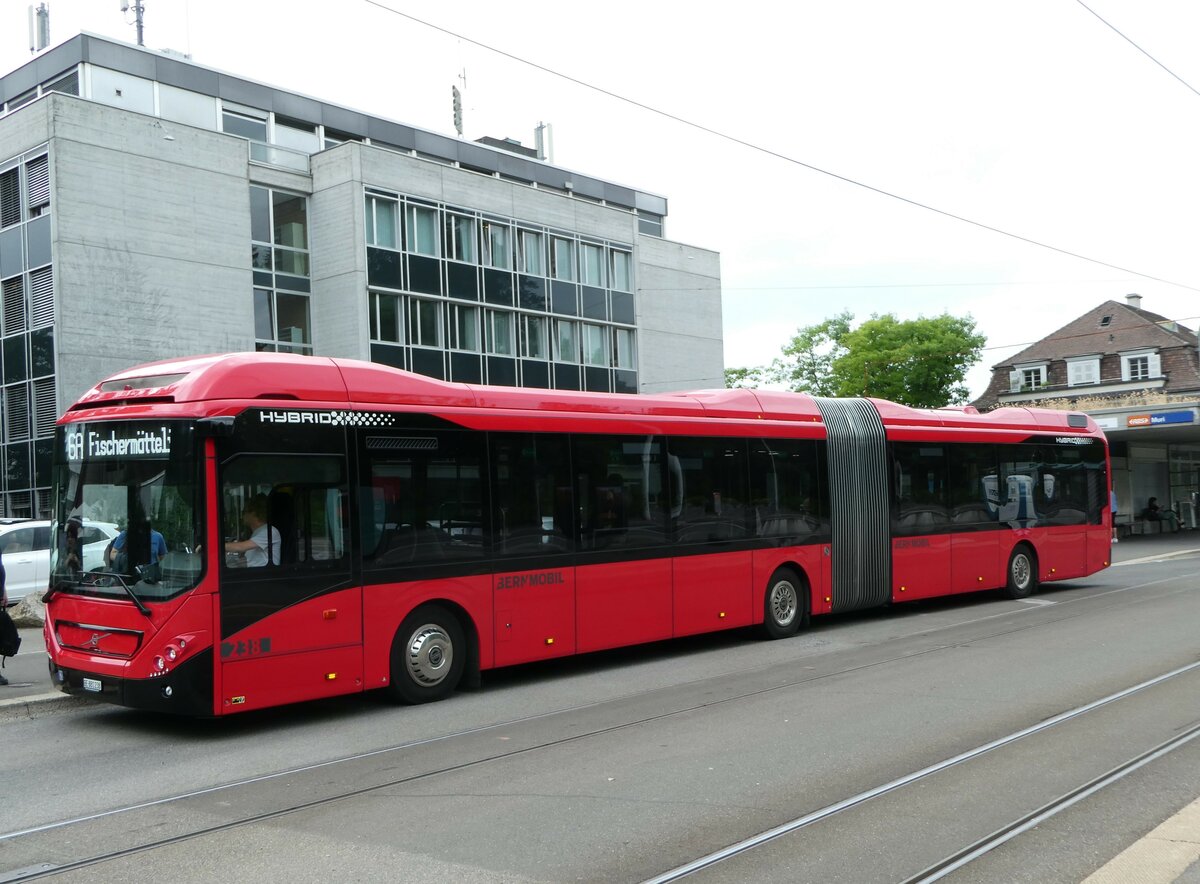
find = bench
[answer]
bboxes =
[1128,514,1164,535]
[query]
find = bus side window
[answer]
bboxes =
[490,432,573,556]
[221,453,348,570]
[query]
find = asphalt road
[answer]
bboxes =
[2,534,1198,882]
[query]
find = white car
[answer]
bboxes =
[0,519,120,606]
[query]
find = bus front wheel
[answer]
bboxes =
[762,568,806,639]
[1004,546,1038,600]
[389,604,466,704]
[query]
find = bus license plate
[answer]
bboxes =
[82,678,102,693]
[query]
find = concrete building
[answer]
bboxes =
[0,34,724,518]
[973,293,1200,528]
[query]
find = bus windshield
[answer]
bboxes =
[50,419,204,602]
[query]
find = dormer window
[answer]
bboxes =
[1120,350,1161,382]
[1009,363,1047,392]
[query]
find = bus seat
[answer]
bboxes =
[268,490,298,565]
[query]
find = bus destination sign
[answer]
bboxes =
[66,426,173,462]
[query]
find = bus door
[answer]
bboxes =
[749,438,830,615]
[1030,446,1093,580]
[489,434,576,666]
[217,448,357,713]
[949,446,1002,593]
[668,437,754,636]
[574,435,672,652]
[891,443,951,600]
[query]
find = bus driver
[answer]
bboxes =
[224,495,281,567]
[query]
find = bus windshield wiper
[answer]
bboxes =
[112,574,153,617]
[61,570,154,617]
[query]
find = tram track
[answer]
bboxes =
[641,660,1200,883]
[1,571,1197,882]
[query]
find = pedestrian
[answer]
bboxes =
[1110,490,1119,543]
[0,557,11,686]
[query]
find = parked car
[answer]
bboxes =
[0,519,120,606]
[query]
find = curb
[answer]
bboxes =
[1112,547,1200,567]
[0,690,90,720]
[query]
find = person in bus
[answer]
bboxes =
[224,495,281,567]
[1144,497,1179,533]
[109,522,168,575]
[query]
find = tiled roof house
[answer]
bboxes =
[972,294,1200,412]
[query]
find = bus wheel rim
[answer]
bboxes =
[1013,555,1030,589]
[406,624,453,686]
[770,581,797,627]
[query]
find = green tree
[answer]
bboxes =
[725,311,985,408]
[724,365,767,389]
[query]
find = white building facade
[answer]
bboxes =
[0,35,724,517]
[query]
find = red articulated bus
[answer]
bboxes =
[43,353,1111,716]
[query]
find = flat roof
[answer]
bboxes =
[0,33,668,216]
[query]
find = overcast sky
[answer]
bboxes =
[4,1,1200,398]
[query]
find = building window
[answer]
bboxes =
[520,315,548,359]
[254,289,312,354]
[1067,358,1099,387]
[274,116,319,154]
[1009,364,1046,392]
[446,213,477,263]
[637,213,663,236]
[611,250,632,292]
[365,193,399,249]
[482,221,511,269]
[580,242,605,287]
[222,107,268,142]
[614,328,636,369]
[0,166,19,228]
[582,323,609,366]
[409,298,442,347]
[519,229,544,275]
[406,204,439,256]
[485,309,514,355]
[251,186,311,354]
[370,291,402,343]
[449,304,480,351]
[551,237,575,281]
[554,319,578,363]
[1122,351,1160,382]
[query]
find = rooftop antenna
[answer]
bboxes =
[28,3,50,54]
[535,122,553,163]
[451,68,466,137]
[119,0,146,46]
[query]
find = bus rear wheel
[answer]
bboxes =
[762,568,806,639]
[389,604,466,704]
[1004,545,1038,600]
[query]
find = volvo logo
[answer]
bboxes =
[86,632,111,649]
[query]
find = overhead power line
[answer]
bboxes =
[1075,1,1200,100]
[364,0,1200,295]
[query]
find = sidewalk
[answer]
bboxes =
[1110,526,1200,565]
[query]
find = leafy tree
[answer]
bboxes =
[726,311,985,407]
[724,365,766,389]
[768,311,852,397]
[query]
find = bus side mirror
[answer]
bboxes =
[197,417,235,438]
